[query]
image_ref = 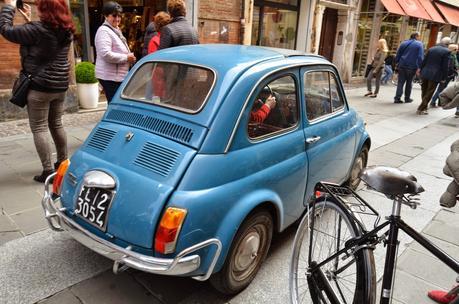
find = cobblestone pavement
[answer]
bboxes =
[0,110,105,138]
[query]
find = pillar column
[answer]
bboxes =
[311,5,326,54]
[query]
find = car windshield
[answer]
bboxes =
[122,62,215,113]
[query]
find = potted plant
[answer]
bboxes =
[75,62,99,109]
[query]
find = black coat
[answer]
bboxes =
[420,44,451,83]
[0,5,72,92]
[158,16,199,50]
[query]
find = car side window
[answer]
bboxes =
[304,71,344,121]
[247,75,298,139]
[331,74,344,111]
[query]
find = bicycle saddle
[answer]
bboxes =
[360,166,425,195]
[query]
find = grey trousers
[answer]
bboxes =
[27,89,68,172]
[366,68,383,95]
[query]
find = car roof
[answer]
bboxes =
[145,44,330,73]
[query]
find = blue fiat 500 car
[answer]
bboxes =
[42,44,370,294]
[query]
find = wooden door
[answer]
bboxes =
[318,8,338,62]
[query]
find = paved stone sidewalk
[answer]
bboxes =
[1,84,458,304]
[0,110,104,138]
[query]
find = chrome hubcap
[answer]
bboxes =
[234,231,260,272]
[351,156,364,186]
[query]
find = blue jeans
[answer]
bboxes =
[381,65,393,84]
[430,82,446,106]
[394,68,416,102]
[98,79,121,103]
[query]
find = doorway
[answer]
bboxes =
[318,8,338,62]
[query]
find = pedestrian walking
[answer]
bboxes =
[430,44,459,109]
[417,37,451,115]
[0,0,74,183]
[381,53,395,85]
[393,32,424,104]
[148,11,171,54]
[94,1,136,103]
[364,38,388,98]
[141,20,157,58]
[158,0,199,50]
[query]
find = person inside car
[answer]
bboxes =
[250,87,277,123]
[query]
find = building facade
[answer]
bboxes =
[1,0,459,120]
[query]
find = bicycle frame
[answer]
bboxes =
[379,198,459,304]
[307,189,459,304]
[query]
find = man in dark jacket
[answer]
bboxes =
[158,0,199,50]
[141,21,157,57]
[394,32,424,103]
[417,37,451,115]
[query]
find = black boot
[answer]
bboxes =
[33,170,55,183]
[54,161,62,170]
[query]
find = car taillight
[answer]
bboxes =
[52,159,70,195]
[155,207,187,254]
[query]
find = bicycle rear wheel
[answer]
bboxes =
[290,196,376,304]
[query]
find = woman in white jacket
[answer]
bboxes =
[95,1,136,103]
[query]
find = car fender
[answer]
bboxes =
[208,188,283,273]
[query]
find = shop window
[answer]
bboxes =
[352,0,376,77]
[380,15,402,55]
[252,1,299,50]
[70,0,90,62]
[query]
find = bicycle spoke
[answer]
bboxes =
[290,198,373,304]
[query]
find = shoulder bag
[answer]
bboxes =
[10,57,51,108]
[10,71,32,108]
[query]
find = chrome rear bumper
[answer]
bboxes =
[41,173,222,280]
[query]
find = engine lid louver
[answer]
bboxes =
[106,109,194,144]
[87,127,117,152]
[134,142,180,177]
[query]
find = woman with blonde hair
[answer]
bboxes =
[365,38,389,98]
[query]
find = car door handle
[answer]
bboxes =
[306,136,321,144]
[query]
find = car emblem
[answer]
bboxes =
[125,131,134,142]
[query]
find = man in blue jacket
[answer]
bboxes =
[394,32,424,103]
[417,37,451,115]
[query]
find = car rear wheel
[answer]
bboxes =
[346,146,368,190]
[210,210,273,295]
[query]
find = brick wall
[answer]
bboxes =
[198,0,242,44]
[0,5,25,90]
[0,4,78,121]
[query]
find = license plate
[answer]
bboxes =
[75,186,113,230]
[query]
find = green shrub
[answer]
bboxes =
[75,62,98,83]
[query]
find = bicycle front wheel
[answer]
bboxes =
[290,196,376,304]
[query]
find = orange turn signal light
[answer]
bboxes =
[52,159,70,195]
[155,207,187,254]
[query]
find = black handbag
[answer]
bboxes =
[10,71,32,108]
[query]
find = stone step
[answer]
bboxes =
[77,100,107,114]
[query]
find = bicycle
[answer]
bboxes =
[289,166,459,304]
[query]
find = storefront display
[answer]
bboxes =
[380,15,402,55]
[70,0,169,62]
[251,0,299,49]
[69,0,90,62]
[352,0,375,77]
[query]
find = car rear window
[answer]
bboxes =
[122,62,215,113]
